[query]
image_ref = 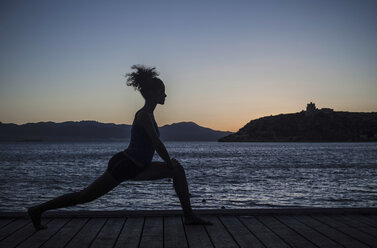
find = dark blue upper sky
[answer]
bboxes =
[1,0,376,131]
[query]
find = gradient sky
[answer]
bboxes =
[1,0,376,132]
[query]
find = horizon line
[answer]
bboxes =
[1,107,377,133]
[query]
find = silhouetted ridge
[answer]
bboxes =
[0,121,232,142]
[160,122,232,141]
[219,103,377,142]
[0,120,130,141]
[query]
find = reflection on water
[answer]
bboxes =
[0,141,376,211]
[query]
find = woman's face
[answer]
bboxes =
[149,83,167,105]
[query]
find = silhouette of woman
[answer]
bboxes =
[27,65,212,230]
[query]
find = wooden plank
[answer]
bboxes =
[65,218,107,248]
[41,218,88,248]
[0,219,53,248]
[0,223,34,247]
[338,214,377,238]
[239,216,290,248]
[0,219,14,230]
[275,215,343,248]
[139,216,163,248]
[220,216,264,248]
[353,214,377,228]
[313,214,377,247]
[292,215,369,248]
[164,216,188,248]
[258,215,317,248]
[114,217,144,248]
[90,218,125,248]
[370,214,377,220]
[17,218,69,248]
[204,216,238,248]
[0,219,29,241]
[183,216,213,248]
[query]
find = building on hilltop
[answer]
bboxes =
[305,102,334,116]
[305,102,317,116]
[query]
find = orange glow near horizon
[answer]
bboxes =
[2,101,377,133]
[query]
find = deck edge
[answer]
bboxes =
[1,207,377,218]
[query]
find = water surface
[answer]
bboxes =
[0,141,376,211]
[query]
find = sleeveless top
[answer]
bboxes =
[124,115,160,167]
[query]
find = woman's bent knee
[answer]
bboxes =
[172,162,185,176]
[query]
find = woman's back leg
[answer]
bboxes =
[28,170,119,230]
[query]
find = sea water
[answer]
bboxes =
[0,141,376,211]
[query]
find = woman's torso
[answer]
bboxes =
[123,110,160,167]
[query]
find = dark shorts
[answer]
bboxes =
[106,152,146,183]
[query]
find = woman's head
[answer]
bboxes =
[125,65,166,104]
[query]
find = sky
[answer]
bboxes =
[0,0,376,132]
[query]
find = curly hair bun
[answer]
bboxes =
[125,65,161,95]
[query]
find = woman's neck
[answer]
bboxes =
[142,100,157,113]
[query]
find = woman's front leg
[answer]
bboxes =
[133,160,212,225]
[133,161,193,216]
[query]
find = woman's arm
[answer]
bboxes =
[138,112,175,169]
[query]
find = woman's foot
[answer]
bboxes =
[27,206,47,231]
[184,214,213,225]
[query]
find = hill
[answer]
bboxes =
[0,120,232,142]
[219,103,377,142]
[160,121,232,141]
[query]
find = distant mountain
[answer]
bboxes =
[0,120,232,142]
[219,103,377,142]
[0,121,130,142]
[160,121,232,141]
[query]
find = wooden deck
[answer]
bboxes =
[0,208,377,248]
